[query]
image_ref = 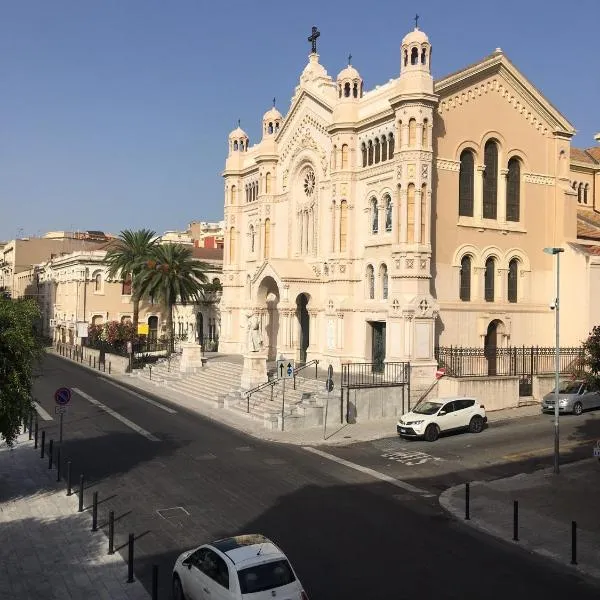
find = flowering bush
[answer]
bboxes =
[87,320,138,352]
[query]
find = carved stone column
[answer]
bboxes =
[498,168,508,223]
[475,165,485,220]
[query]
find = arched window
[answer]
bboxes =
[404,49,408,66]
[268,122,273,134]
[421,183,427,243]
[368,140,374,165]
[240,140,244,151]
[341,144,349,169]
[344,82,351,97]
[506,158,521,222]
[421,48,427,64]
[121,274,132,295]
[229,227,236,263]
[459,255,471,301]
[265,172,272,194]
[507,258,519,303]
[374,138,381,164]
[94,272,102,292]
[353,82,358,98]
[381,264,388,299]
[459,150,475,217]
[384,195,392,232]
[230,185,237,205]
[408,119,417,147]
[339,200,348,252]
[381,136,388,161]
[584,184,589,204]
[388,133,394,159]
[578,183,583,203]
[361,143,367,167]
[411,47,418,65]
[484,257,495,302]
[422,119,428,148]
[483,140,498,219]
[371,197,378,234]
[367,265,375,299]
[249,225,255,253]
[233,140,238,151]
[263,218,271,259]
[407,184,415,243]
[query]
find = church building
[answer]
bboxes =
[218,23,600,386]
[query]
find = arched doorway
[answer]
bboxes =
[484,319,504,376]
[296,293,310,363]
[196,312,204,346]
[257,276,280,361]
[148,316,158,342]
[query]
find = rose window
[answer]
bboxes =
[303,168,316,197]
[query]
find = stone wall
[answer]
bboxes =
[345,386,411,422]
[436,376,520,411]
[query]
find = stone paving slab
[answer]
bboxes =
[0,432,150,600]
[439,458,600,584]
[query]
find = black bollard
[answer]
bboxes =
[48,439,54,469]
[23,415,27,434]
[513,500,519,541]
[108,362,111,374]
[56,448,61,482]
[108,511,115,555]
[34,421,39,448]
[67,461,72,496]
[93,357,96,369]
[152,565,158,600]
[571,521,577,565]
[41,430,46,459]
[465,482,470,520]
[91,492,98,531]
[78,474,84,512]
[28,413,33,440]
[127,533,135,583]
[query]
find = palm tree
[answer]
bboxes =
[105,229,157,333]
[136,243,209,352]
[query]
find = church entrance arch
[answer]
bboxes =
[257,276,280,361]
[296,293,310,364]
[484,319,505,376]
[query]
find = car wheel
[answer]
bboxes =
[424,424,439,442]
[173,575,185,600]
[573,402,583,416]
[469,415,484,433]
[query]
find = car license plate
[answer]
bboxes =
[400,428,408,434]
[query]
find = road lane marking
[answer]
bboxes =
[381,449,444,466]
[33,402,53,421]
[101,379,177,414]
[504,438,597,461]
[302,446,435,498]
[72,388,159,442]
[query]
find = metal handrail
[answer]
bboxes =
[293,359,319,390]
[243,378,277,413]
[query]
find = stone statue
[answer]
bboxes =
[245,311,263,352]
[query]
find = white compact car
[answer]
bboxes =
[397,397,487,442]
[173,534,309,600]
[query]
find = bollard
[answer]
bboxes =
[127,533,135,583]
[89,355,91,366]
[34,421,39,448]
[48,439,54,469]
[23,415,27,434]
[41,430,46,459]
[152,565,158,600]
[67,461,72,496]
[103,361,106,373]
[108,362,111,374]
[513,500,519,541]
[78,474,84,512]
[56,448,61,482]
[108,510,115,554]
[465,482,470,520]
[28,413,33,440]
[93,357,96,369]
[91,492,98,531]
[571,521,577,565]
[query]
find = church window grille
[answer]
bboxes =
[344,82,351,97]
[361,143,367,167]
[484,257,495,302]
[421,183,427,243]
[506,158,521,222]
[407,184,415,244]
[422,119,428,148]
[339,200,348,252]
[459,150,474,217]
[341,144,349,169]
[508,258,518,303]
[459,255,471,301]
[385,195,392,232]
[374,138,381,164]
[381,137,388,161]
[371,197,378,234]
[265,172,272,194]
[264,219,271,259]
[303,168,316,197]
[381,264,389,300]
[408,119,417,147]
[367,265,375,299]
[483,140,498,219]
[368,141,374,165]
[411,47,418,65]
[584,184,589,204]
[388,133,394,159]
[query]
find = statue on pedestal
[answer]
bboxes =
[245,311,263,353]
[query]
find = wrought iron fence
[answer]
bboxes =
[341,362,410,389]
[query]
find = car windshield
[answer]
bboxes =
[554,382,582,395]
[238,559,296,595]
[413,401,442,415]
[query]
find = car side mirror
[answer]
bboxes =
[182,559,192,569]
[438,410,446,416]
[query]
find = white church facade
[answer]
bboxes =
[218,23,600,386]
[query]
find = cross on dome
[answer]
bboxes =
[308,26,320,54]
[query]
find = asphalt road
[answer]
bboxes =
[29,354,599,600]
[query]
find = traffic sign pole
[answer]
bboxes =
[281,377,285,432]
[59,412,64,444]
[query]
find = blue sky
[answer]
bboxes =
[1,0,598,241]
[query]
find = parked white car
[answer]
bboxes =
[173,534,309,600]
[397,397,487,442]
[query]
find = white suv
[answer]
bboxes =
[173,534,309,600]
[397,397,487,442]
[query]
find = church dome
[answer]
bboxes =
[402,27,429,46]
[337,64,361,82]
[336,56,363,100]
[228,125,247,139]
[263,106,282,122]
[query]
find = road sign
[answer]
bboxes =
[325,379,334,393]
[55,406,68,415]
[54,387,72,406]
[276,358,295,379]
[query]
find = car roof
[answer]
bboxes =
[211,534,285,568]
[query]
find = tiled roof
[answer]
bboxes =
[586,147,600,162]
[577,209,600,240]
[570,243,600,256]
[191,246,223,261]
[571,147,600,165]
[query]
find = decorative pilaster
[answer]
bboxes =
[498,168,508,223]
[475,165,485,221]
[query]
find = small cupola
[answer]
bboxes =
[336,54,363,100]
[228,120,249,155]
[400,17,431,74]
[262,99,283,137]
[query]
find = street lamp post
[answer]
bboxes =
[543,246,564,475]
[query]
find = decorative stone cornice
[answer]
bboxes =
[436,158,460,172]
[523,172,555,186]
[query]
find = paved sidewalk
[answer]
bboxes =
[0,432,150,600]
[440,458,600,584]
[49,348,542,446]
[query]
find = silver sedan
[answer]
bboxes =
[542,380,600,415]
